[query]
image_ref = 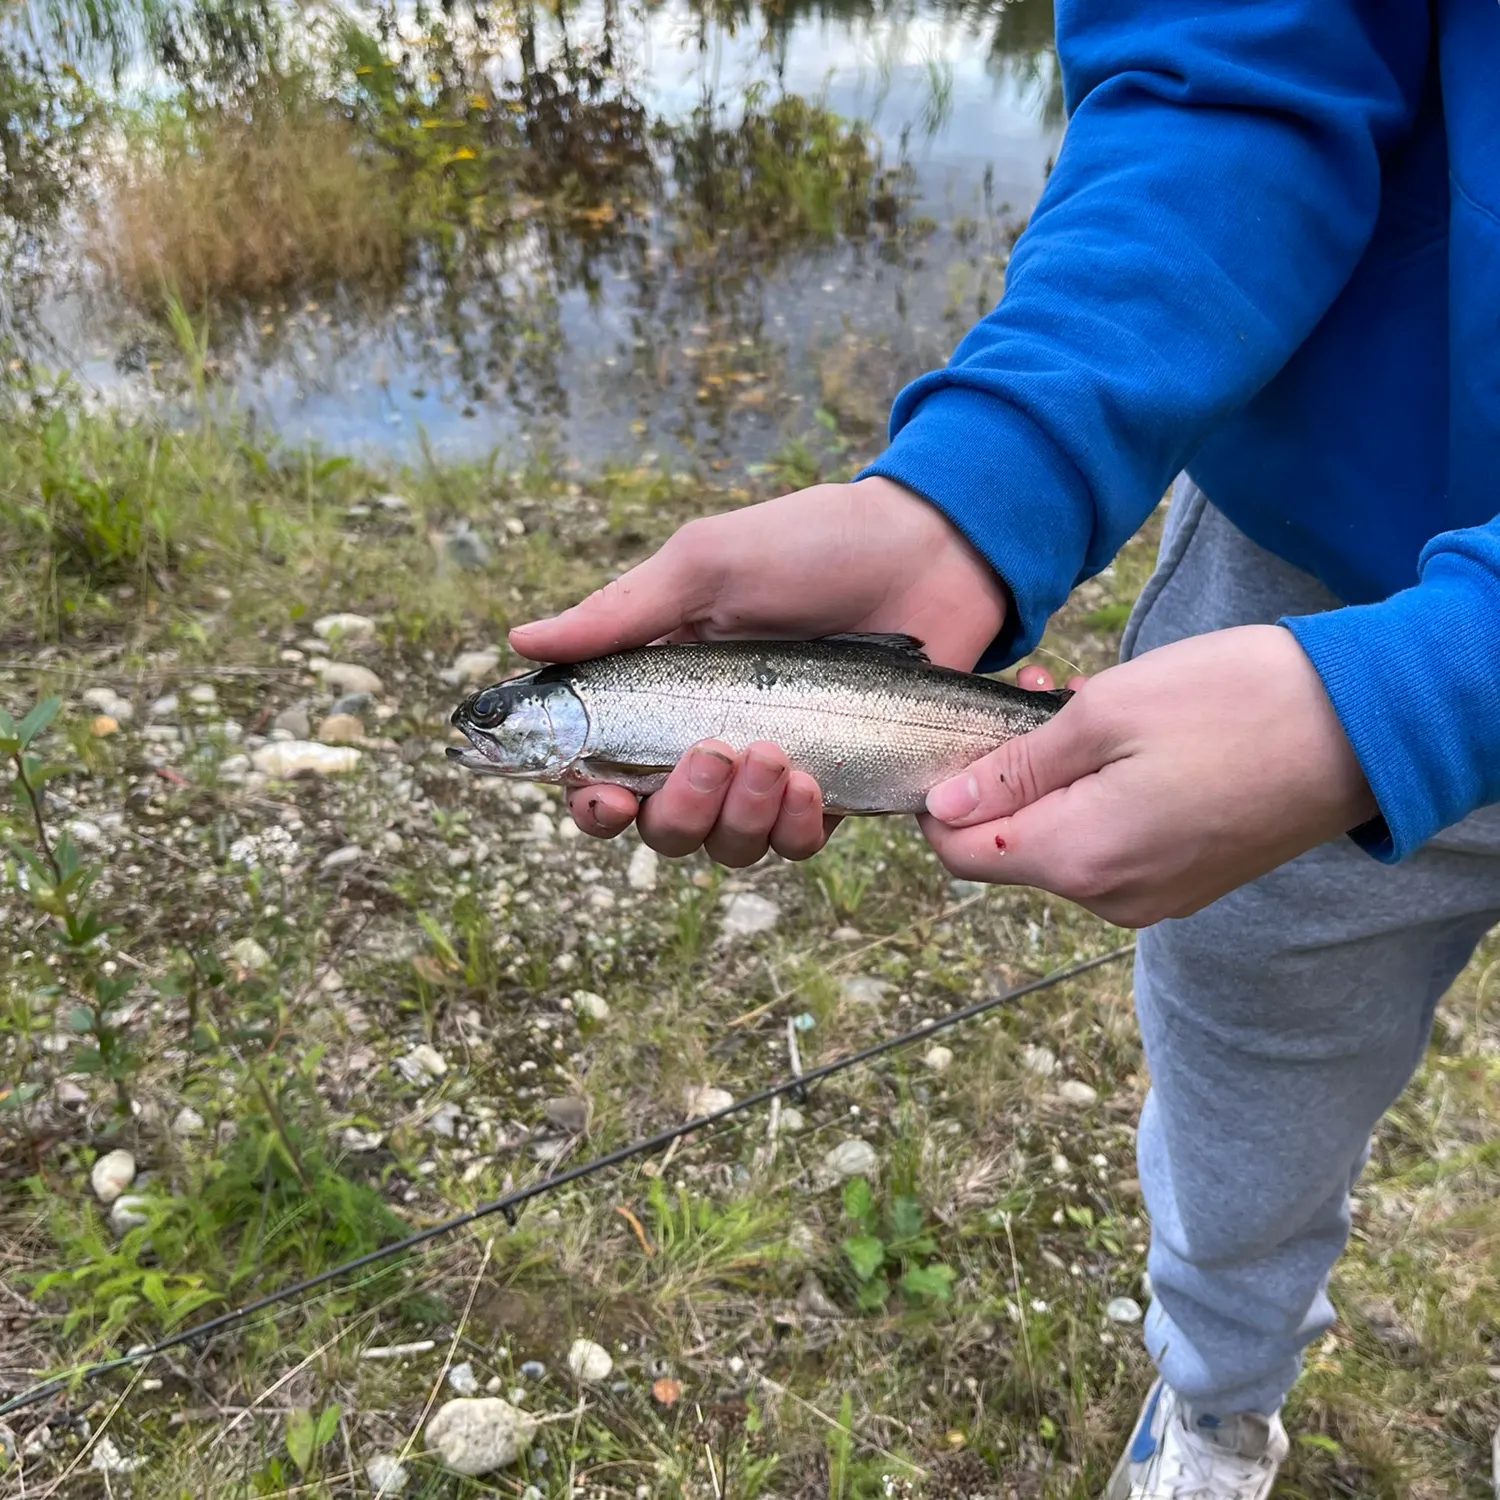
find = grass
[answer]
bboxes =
[91,92,407,310]
[0,393,1497,1499]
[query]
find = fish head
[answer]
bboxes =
[447,670,589,778]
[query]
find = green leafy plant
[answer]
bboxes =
[285,1403,342,1477]
[840,1176,956,1310]
[1,697,136,1113]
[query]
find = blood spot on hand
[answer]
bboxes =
[994,835,1007,854]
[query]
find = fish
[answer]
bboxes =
[446,633,1071,815]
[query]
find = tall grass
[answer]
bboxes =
[90,94,406,309]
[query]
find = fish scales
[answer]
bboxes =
[447,635,1069,815]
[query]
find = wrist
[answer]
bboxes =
[847,476,1012,655]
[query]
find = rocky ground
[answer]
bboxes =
[2,428,1499,1499]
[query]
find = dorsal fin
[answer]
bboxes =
[818,632,931,663]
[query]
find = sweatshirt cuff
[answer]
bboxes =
[857,384,1094,671]
[1283,566,1500,863]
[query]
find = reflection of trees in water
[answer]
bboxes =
[1,0,1054,450]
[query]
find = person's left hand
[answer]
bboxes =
[921,624,1379,927]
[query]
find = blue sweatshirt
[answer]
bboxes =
[862,0,1500,863]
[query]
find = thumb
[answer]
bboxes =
[924,695,1104,827]
[510,528,722,663]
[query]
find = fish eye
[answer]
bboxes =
[469,687,509,727]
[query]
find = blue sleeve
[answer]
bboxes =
[859,0,1428,668]
[1283,520,1500,862]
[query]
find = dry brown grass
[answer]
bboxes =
[90,103,407,307]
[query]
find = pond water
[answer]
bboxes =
[25,0,1061,471]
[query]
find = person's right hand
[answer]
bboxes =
[508,476,1010,864]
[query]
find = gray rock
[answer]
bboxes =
[342,1127,385,1153]
[841,975,890,1006]
[924,1045,954,1074]
[440,522,493,572]
[376,492,411,514]
[429,1102,462,1139]
[149,693,179,719]
[822,1138,878,1182]
[320,844,363,872]
[65,818,104,847]
[109,1194,151,1235]
[719,892,781,940]
[425,1397,537,1476]
[91,1148,136,1205]
[796,1273,845,1320]
[171,1106,205,1135]
[187,683,218,705]
[542,1097,589,1134]
[448,1360,479,1396]
[89,1435,144,1474]
[1106,1296,1143,1325]
[272,706,312,739]
[519,1360,546,1379]
[330,691,373,718]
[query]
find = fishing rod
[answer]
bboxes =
[0,943,1135,1421]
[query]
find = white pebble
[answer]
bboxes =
[566,1337,614,1383]
[366,1454,410,1496]
[822,1138,878,1182]
[924,1045,954,1074]
[1058,1079,1099,1107]
[90,1149,136,1205]
[1106,1296,1143,1325]
[683,1084,734,1118]
[719,891,781,939]
[626,842,659,891]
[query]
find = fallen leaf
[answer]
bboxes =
[651,1377,681,1407]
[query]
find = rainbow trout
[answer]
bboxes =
[447,633,1069,814]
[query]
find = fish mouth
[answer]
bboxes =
[445,744,517,775]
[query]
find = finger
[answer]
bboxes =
[919,776,1113,899]
[924,697,1105,828]
[510,524,720,662]
[636,741,737,857]
[568,785,638,838]
[1016,664,1055,691]
[769,770,830,861]
[704,742,791,868]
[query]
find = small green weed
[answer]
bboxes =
[840,1175,956,1310]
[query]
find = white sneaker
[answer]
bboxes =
[1104,1379,1288,1499]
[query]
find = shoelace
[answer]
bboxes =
[1171,1431,1269,1500]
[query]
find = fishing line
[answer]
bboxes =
[0,942,1135,1421]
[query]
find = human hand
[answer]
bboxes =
[509,477,1009,863]
[920,625,1379,926]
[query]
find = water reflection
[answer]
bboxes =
[4,0,1060,467]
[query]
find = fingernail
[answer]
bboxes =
[786,781,819,817]
[687,747,735,793]
[742,748,786,796]
[512,615,556,633]
[926,774,980,823]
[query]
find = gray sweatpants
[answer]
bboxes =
[1124,478,1500,1418]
